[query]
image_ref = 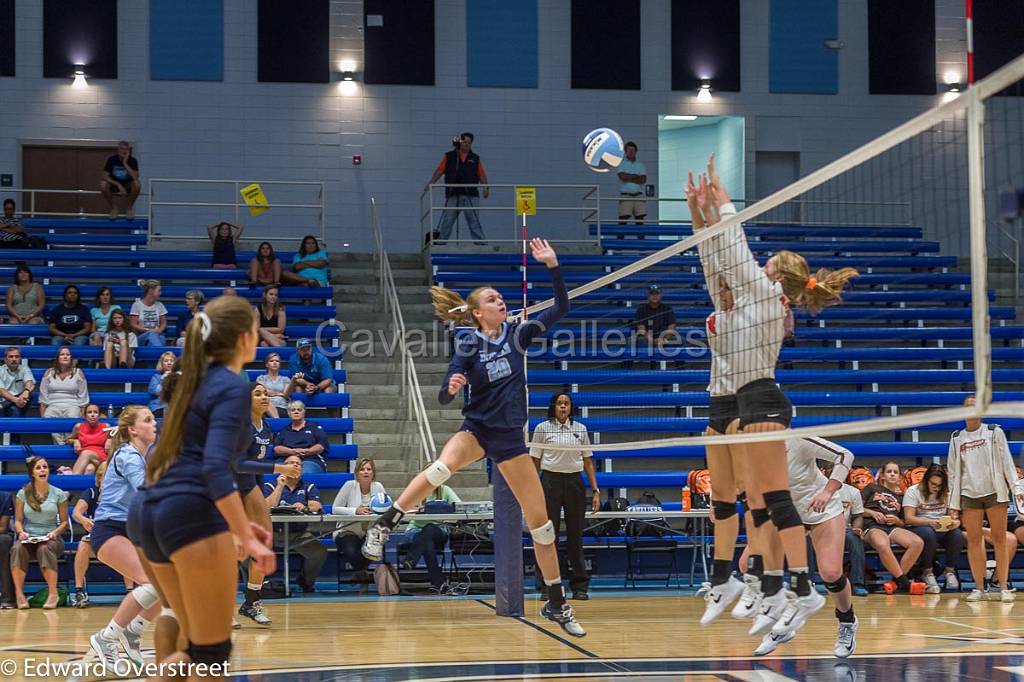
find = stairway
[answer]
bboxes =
[331,253,492,502]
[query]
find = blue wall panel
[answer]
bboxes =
[770,0,837,94]
[150,0,223,81]
[467,0,537,88]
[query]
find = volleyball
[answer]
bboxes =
[581,127,624,172]
[370,492,393,513]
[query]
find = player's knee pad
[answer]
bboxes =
[750,508,771,528]
[763,490,803,531]
[187,639,232,666]
[824,576,848,594]
[530,520,556,546]
[131,583,159,610]
[712,500,738,522]
[424,460,452,487]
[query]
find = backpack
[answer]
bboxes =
[28,586,68,608]
[901,466,928,492]
[847,466,874,490]
[422,500,455,514]
[688,469,712,509]
[374,562,401,596]
[626,492,670,537]
[587,497,629,537]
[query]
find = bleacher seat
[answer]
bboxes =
[527,368,1023,386]
[0,284,331,301]
[9,346,341,362]
[526,416,1024,434]
[0,443,358,462]
[588,223,925,239]
[527,390,1024,409]
[0,417,353,434]
[0,323,339,340]
[431,253,957,270]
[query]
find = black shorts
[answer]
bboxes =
[461,421,528,463]
[708,395,739,434]
[738,378,792,429]
[861,519,901,538]
[237,473,259,498]
[126,493,145,548]
[90,519,128,554]
[138,493,229,564]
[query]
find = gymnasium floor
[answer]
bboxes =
[3,591,1024,681]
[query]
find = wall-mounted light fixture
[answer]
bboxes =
[943,81,961,103]
[341,71,355,81]
[72,64,88,87]
[697,80,712,103]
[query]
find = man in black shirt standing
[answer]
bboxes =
[425,133,489,242]
[634,284,678,346]
[100,140,140,220]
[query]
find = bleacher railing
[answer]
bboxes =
[618,195,913,227]
[372,196,436,466]
[0,187,149,219]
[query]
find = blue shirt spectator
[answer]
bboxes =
[291,340,334,388]
[263,476,321,533]
[274,403,329,475]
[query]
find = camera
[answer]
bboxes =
[452,135,462,148]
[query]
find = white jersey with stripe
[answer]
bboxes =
[947,423,1018,510]
[698,223,738,397]
[786,437,855,526]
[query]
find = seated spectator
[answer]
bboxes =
[100,141,140,220]
[332,457,385,590]
[249,241,282,287]
[176,289,205,348]
[273,401,328,474]
[89,287,121,346]
[222,287,238,297]
[836,478,869,596]
[48,284,92,346]
[5,263,45,324]
[256,352,294,418]
[208,221,243,269]
[0,346,35,418]
[902,463,964,593]
[291,338,337,400]
[401,484,462,594]
[69,404,111,474]
[11,456,69,609]
[148,351,176,414]
[263,454,327,593]
[281,235,330,288]
[129,280,168,347]
[0,490,14,608]
[103,309,137,369]
[39,346,89,445]
[256,285,287,347]
[71,464,133,608]
[858,461,924,593]
[633,285,678,345]
[0,198,32,248]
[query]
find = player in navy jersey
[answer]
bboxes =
[135,296,275,671]
[362,238,585,636]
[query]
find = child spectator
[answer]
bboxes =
[256,284,287,347]
[249,241,282,287]
[11,456,68,609]
[69,403,111,474]
[902,463,964,593]
[39,346,90,445]
[208,221,243,269]
[176,289,205,347]
[332,458,386,590]
[129,279,168,346]
[103,309,138,369]
[858,461,924,593]
[147,351,176,414]
[281,235,330,288]
[48,285,92,346]
[5,263,45,324]
[89,287,121,346]
[256,352,294,418]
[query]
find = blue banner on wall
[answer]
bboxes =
[770,0,837,94]
[468,0,538,88]
[151,0,223,81]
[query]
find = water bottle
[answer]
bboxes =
[681,485,691,512]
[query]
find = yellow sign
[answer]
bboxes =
[240,183,269,217]
[515,186,537,216]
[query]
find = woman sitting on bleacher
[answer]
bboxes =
[39,346,90,445]
[5,264,45,325]
[11,456,68,609]
[129,280,168,347]
[103,309,138,369]
[858,461,924,593]
[47,285,92,346]
[89,287,121,346]
[176,289,205,348]
[332,458,386,589]
[281,235,330,288]
[249,241,281,288]
[255,284,287,348]
[256,352,293,418]
[147,351,176,414]
[902,464,964,594]
[69,403,112,474]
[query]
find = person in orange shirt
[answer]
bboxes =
[425,133,490,242]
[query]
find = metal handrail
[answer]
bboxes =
[0,187,150,220]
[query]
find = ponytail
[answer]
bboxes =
[772,250,858,314]
[430,285,490,327]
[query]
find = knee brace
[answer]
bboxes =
[824,575,848,594]
[131,583,160,610]
[530,520,556,546]
[187,639,232,667]
[764,490,803,531]
[712,500,739,522]
[750,508,771,528]
[424,460,452,487]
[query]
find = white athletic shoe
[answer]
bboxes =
[89,630,120,668]
[984,584,1003,601]
[771,589,826,638]
[944,570,960,591]
[699,576,745,625]
[119,627,145,667]
[966,588,985,602]
[731,574,763,620]
[834,617,858,658]
[923,574,941,594]
[750,589,792,636]
[754,628,796,656]
[362,525,390,561]
[541,601,586,637]
[1002,588,1017,603]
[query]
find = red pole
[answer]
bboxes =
[966,0,974,85]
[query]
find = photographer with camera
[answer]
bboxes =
[425,132,489,243]
[100,141,140,220]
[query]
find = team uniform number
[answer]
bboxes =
[486,358,511,382]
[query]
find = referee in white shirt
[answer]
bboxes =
[531,393,600,600]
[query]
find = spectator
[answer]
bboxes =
[281,235,330,288]
[39,346,89,445]
[147,351,176,414]
[835,479,869,596]
[273,400,328,475]
[100,140,140,220]
[69,403,111,474]
[89,287,121,346]
[263,454,327,593]
[71,463,135,608]
[0,490,14,608]
[221,287,238,297]
[256,352,294,418]
[858,461,924,593]
[207,221,243,269]
[616,141,647,224]
[249,241,282,287]
[0,346,35,417]
[5,263,45,324]
[176,289,205,348]
[402,484,462,594]
[901,463,964,593]
[255,285,287,347]
[291,338,337,401]
[47,284,92,346]
[948,395,1018,602]
[103,309,137,369]
[332,457,386,590]
[633,285,678,345]
[129,280,168,346]
[530,392,600,600]
[11,456,69,609]
[425,132,489,242]
[0,198,32,248]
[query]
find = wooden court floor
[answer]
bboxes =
[2,592,1024,680]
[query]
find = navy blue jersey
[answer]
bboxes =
[439,266,568,430]
[147,364,250,503]
[235,418,276,494]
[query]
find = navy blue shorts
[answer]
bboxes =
[237,473,259,497]
[461,421,528,463]
[138,493,229,564]
[90,519,128,554]
[126,493,146,548]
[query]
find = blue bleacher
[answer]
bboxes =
[15,368,347,384]
[0,323,339,340]
[458,288,987,305]
[528,368,1023,386]
[435,271,970,287]
[0,266,250,282]
[22,218,149,231]
[7,346,340,362]
[0,417,352,434]
[590,441,1023,459]
[588,223,925,239]
[528,390,1024,409]
[551,306,1013,322]
[527,346,1024,362]
[0,284,331,301]
[526,415,1024,433]
[600,238,940,253]
[0,443,358,462]
[431,253,958,270]
[529,325,1024,343]
[0,302,334,319]
[0,248,296,265]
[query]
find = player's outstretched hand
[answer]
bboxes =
[530,237,558,268]
[447,372,467,396]
[706,153,732,208]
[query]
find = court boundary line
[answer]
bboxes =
[473,598,607,662]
